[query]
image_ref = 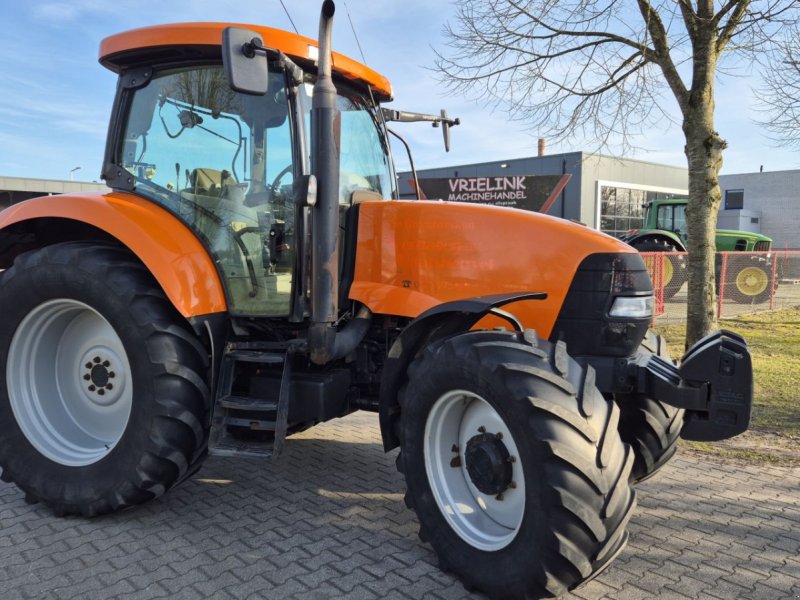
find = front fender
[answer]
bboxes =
[378,292,546,451]
[0,192,227,318]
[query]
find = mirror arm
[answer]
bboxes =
[386,128,420,200]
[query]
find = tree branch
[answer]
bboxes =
[716,0,752,53]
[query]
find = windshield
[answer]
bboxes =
[299,83,395,204]
[119,66,296,317]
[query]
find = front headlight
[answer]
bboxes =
[609,295,654,318]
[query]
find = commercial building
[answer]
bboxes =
[399,154,800,249]
[718,169,800,249]
[398,151,689,237]
[0,176,109,210]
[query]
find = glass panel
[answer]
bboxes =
[656,205,673,230]
[672,204,687,236]
[725,189,744,210]
[601,186,616,213]
[120,66,295,316]
[299,83,395,205]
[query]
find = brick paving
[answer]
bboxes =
[1,411,798,599]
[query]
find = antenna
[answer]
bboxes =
[343,0,367,65]
[278,0,299,34]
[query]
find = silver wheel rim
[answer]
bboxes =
[424,390,525,551]
[8,299,133,467]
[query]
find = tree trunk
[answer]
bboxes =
[682,107,726,347]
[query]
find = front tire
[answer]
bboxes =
[398,330,636,599]
[616,332,684,484]
[0,242,210,516]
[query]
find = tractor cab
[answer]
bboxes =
[100,25,395,318]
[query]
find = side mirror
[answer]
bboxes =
[222,27,269,95]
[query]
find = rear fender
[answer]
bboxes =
[378,292,546,451]
[628,232,686,251]
[0,192,227,318]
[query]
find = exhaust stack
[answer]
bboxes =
[308,0,342,364]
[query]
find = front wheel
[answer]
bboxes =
[616,332,684,484]
[0,242,210,516]
[397,330,636,598]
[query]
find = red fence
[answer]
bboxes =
[640,251,800,322]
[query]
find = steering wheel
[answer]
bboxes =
[270,165,293,198]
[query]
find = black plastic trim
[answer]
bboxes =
[550,252,652,357]
[339,203,361,307]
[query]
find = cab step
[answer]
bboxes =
[208,342,296,459]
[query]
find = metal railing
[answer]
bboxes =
[640,251,800,322]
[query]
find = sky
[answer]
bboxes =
[0,0,798,183]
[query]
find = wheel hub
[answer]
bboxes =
[79,348,123,406]
[464,432,513,495]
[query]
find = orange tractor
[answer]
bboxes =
[0,3,752,597]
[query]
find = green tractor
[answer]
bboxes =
[620,198,775,303]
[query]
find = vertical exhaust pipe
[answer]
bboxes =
[309,0,341,364]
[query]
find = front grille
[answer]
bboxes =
[550,253,652,357]
[755,240,772,251]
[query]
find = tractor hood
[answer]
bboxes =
[349,200,642,339]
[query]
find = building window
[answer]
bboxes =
[599,186,682,238]
[725,189,744,210]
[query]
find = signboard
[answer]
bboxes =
[415,175,563,212]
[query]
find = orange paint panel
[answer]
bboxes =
[0,192,226,318]
[350,201,638,338]
[99,22,393,99]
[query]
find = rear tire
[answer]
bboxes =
[397,329,636,599]
[632,238,685,300]
[0,242,210,516]
[728,264,773,304]
[616,332,684,484]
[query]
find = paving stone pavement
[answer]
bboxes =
[1,411,798,600]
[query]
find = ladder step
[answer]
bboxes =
[208,440,274,459]
[222,416,276,430]
[226,350,285,364]
[219,395,278,412]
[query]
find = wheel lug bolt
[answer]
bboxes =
[106,384,113,390]
[451,444,459,453]
[507,456,516,463]
[103,360,110,367]
[88,385,96,392]
[496,432,503,440]
[509,481,517,489]
[97,389,105,396]
[495,492,504,501]
[93,357,101,363]
[450,455,462,468]
[109,372,116,378]
[85,362,92,369]
[478,426,486,433]
[83,374,90,381]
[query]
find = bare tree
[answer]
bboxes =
[435,0,797,346]
[759,27,800,146]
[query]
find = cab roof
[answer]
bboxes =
[99,22,393,100]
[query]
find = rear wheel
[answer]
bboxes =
[0,242,210,516]
[632,238,685,300]
[397,329,636,598]
[728,264,773,304]
[616,332,684,483]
